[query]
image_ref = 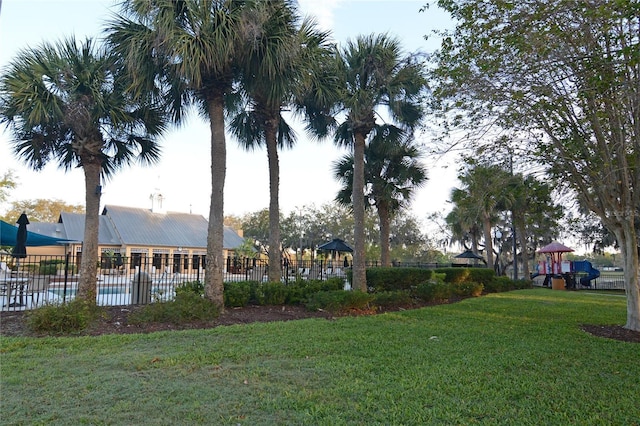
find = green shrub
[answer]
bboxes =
[484,276,514,293]
[253,281,288,305]
[513,279,534,290]
[224,281,252,307]
[38,263,59,275]
[285,278,344,305]
[305,290,374,313]
[129,291,219,324]
[413,281,451,303]
[434,268,471,284]
[175,280,204,296]
[366,267,434,292]
[38,259,75,275]
[373,290,414,308]
[26,299,103,334]
[450,281,484,297]
[467,269,496,286]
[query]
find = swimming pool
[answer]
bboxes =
[48,286,128,296]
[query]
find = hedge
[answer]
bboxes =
[366,267,434,292]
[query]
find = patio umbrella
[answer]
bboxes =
[12,213,29,259]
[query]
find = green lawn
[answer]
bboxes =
[1,289,638,425]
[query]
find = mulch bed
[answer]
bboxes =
[1,303,639,342]
[580,324,640,343]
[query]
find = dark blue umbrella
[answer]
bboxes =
[12,213,29,259]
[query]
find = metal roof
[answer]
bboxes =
[59,212,122,246]
[101,205,243,250]
[26,206,244,250]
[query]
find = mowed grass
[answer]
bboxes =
[1,289,638,425]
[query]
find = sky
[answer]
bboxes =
[0,0,458,229]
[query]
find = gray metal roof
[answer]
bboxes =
[28,222,69,240]
[31,206,244,250]
[59,212,121,246]
[101,205,243,250]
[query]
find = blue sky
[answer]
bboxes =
[0,0,457,228]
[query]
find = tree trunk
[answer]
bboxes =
[265,119,282,282]
[615,221,640,331]
[482,215,494,271]
[352,132,367,291]
[516,219,529,280]
[204,95,226,312]
[378,202,391,267]
[77,160,101,304]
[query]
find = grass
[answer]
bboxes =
[1,289,638,425]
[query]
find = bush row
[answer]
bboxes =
[27,271,532,334]
[223,277,345,308]
[366,267,500,292]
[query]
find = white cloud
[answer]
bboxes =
[297,0,343,31]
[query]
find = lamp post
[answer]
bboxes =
[512,224,518,280]
[494,230,502,275]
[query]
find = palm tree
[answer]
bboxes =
[445,202,482,253]
[333,125,427,267]
[506,173,562,280]
[329,34,427,291]
[107,0,254,310]
[0,37,164,303]
[229,0,334,282]
[452,164,513,271]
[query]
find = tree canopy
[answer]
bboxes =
[0,36,164,303]
[429,0,640,330]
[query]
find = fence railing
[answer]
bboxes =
[0,254,626,312]
[1,254,358,311]
[531,271,625,291]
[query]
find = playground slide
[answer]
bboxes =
[573,260,600,287]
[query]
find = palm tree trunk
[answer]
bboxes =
[378,202,391,267]
[516,219,529,280]
[77,160,101,304]
[266,120,282,282]
[204,95,226,311]
[352,132,367,291]
[483,215,494,271]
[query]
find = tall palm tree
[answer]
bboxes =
[445,202,482,253]
[506,173,561,280]
[333,125,428,267]
[228,0,333,282]
[329,34,427,291]
[452,164,512,270]
[0,37,164,303]
[107,0,253,310]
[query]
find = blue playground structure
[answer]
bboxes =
[532,259,600,289]
[572,260,601,287]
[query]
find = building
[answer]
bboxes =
[26,205,245,274]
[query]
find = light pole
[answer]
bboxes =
[494,230,502,275]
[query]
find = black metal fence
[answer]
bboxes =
[531,271,625,291]
[1,254,358,311]
[0,254,626,312]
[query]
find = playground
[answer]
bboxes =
[532,241,605,290]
